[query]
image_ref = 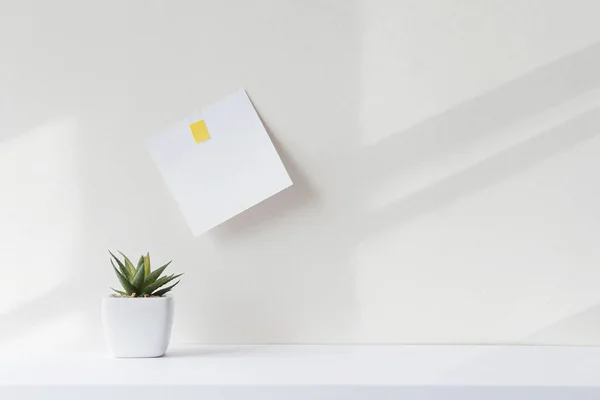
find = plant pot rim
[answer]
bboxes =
[103,294,173,300]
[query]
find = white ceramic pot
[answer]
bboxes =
[102,295,174,358]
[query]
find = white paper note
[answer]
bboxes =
[147,90,293,236]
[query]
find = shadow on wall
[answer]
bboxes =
[523,303,600,345]
[0,282,93,348]
[0,117,98,351]
[362,107,600,238]
[208,40,600,342]
[355,39,600,185]
[0,84,65,144]
[196,13,364,342]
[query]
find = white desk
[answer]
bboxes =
[1,345,599,399]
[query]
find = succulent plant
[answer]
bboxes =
[109,251,182,297]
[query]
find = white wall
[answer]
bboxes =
[2,0,600,351]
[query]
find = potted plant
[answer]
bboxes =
[102,251,183,358]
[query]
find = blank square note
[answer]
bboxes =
[147,90,293,236]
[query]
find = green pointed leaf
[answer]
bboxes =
[131,262,146,292]
[111,259,129,281]
[113,266,136,295]
[110,287,127,296]
[141,275,171,295]
[143,273,182,295]
[109,251,131,280]
[136,255,144,270]
[143,253,151,277]
[117,251,136,279]
[144,261,171,285]
[152,280,180,297]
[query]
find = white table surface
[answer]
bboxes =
[1,344,599,387]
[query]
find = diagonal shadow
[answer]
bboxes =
[361,107,600,238]
[521,302,600,345]
[0,281,92,345]
[351,41,600,188]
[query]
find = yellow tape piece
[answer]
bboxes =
[190,120,210,143]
